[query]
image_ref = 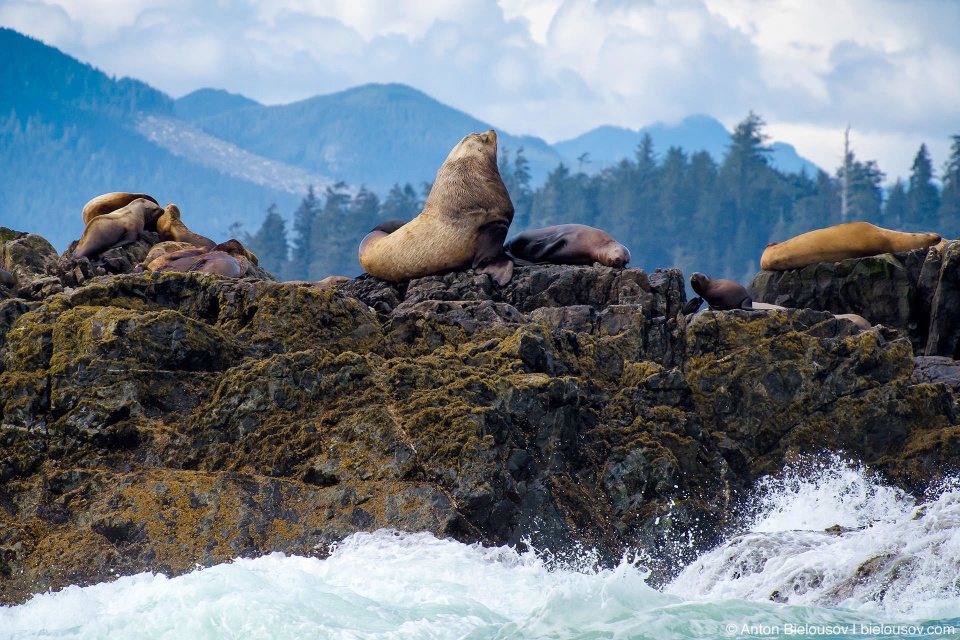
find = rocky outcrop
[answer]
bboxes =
[2,233,959,604]
[748,241,960,358]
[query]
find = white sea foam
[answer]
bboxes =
[2,456,959,640]
[668,455,960,621]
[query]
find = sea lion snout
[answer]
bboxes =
[604,244,631,268]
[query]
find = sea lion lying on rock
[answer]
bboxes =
[73,198,165,260]
[82,192,160,226]
[761,222,941,271]
[690,272,872,330]
[505,224,631,268]
[358,130,515,285]
[157,204,217,250]
[144,239,252,278]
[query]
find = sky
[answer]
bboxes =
[2,0,959,184]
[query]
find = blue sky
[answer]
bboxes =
[2,0,958,183]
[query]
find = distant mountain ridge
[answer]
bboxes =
[554,115,821,176]
[1,26,825,253]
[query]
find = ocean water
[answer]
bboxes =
[3,456,959,640]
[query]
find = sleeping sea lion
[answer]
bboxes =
[82,192,159,226]
[505,224,630,268]
[156,204,216,250]
[73,198,165,260]
[145,239,251,278]
[761,222,941,271]
[690,272,752,310]
[358,130,515,285]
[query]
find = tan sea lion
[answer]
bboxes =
[358,130,515,285]
[761,222,941,271]
[690,272,752,310]
[82,192,159,226]
[73,198,165,260]
[506,224,630,268]
[156,204,216,250]
[317,276,354,288]
[133,241,201,273]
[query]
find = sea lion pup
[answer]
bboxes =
[82,192,159,226]
[761,222,941,271]
[358,130,515,285]
[692,273,874,330]
[505,224,631,268]
[156,204,217,250]
[690,272,752,310]
[73,198,165,260]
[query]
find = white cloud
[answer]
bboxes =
[1,0,957,182]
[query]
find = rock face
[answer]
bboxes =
[2,234,959,604]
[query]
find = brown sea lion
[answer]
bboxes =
[505,224,630,268]
[317,276,354,288]
[358,130,515,285]
[690,272,752,310]
[82,192,159,226]
[156,204,216,250]
[690,272,873,329]
[133,241,203,273]
[761,222,941,271]
[73,198,165,260]
[147,239,251,278]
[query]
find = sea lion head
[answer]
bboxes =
[212,238,259,265]
[689,272,711,297]
[444,130,498,165]
[600,241,631,268]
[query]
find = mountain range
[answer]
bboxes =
[1,27,822,251]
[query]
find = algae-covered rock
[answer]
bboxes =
[1,255,959,605]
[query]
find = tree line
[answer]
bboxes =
[238,113,960,284]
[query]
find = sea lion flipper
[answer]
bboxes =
[740,295,754,310]
[477,258,514,286]
[681,297,704,315]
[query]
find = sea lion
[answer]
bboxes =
[0,267,16,289]
[317,275,354,288]
[690,273,873,329]
[156,204,217,250]
[505,224,630,268]
[73,198,165,260]
[690,272,752,310]
[358,130,515,285]
[82,192,159,226]
[147,239,251,278]
[761,222,941,271]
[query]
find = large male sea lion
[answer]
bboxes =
[761,222,941,271]
[505,224,630,268]
[156,204,217,250]
[73,198,165,260]
[358,130,515,285]
[82,192,159,226]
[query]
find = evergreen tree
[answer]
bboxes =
[938,135,960,235]
[836,151,884,225]
[511,147,533,229]
[309,182,353,279]
[882,178,908,229]
[906,143,940,230]
[244,204,289,279]
[290,186,320,280]
[380,183,421,221]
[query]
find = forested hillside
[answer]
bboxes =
[0,28,302,250]
[242,114,960,285]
